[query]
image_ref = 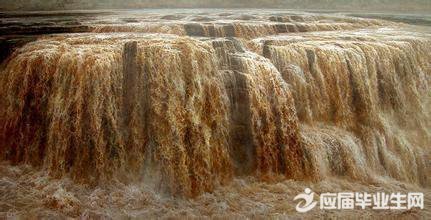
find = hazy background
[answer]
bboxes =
[0,0,430,12]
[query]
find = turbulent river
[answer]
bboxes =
[0,9,430,218]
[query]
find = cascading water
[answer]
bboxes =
[0,10,430,218]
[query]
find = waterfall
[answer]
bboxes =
[0,10,430,218]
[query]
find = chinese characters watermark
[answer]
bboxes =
[295,188,424,213]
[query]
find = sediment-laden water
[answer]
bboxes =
[0,9,430,218]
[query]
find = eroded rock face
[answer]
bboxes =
[0,10,430,199]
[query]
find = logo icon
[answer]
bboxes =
[294,188,318,213]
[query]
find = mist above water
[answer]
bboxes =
[1,0,430,12]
